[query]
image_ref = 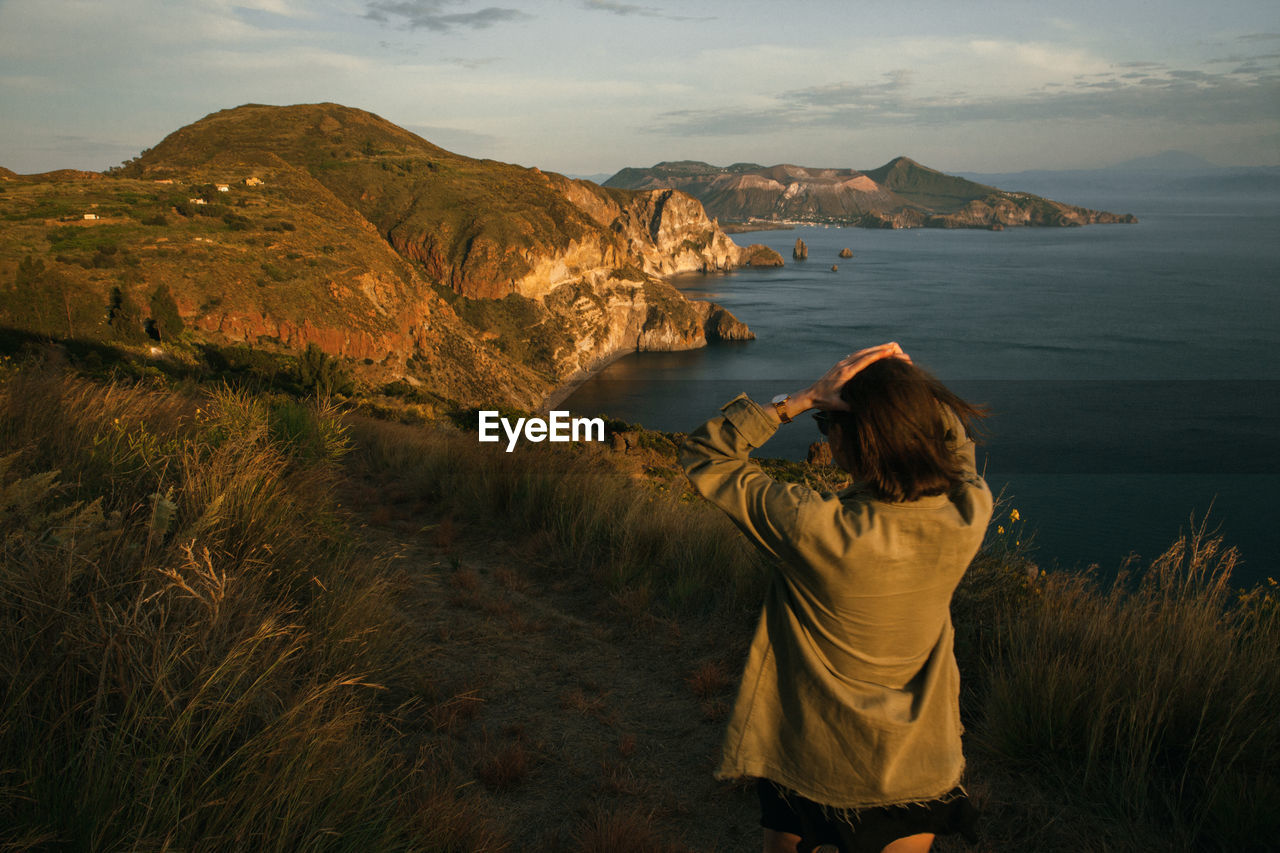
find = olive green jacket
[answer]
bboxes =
[680,394,992,809]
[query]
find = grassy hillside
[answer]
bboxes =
[2,162,398,331]
[0,163,551,408]
[1,360,1275,850]
[122,103,642,300]
[861,156,1001,212]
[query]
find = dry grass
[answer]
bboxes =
[7,363,1275,850]
[428,688,486,735]
[0,365,501,850]
[346,415,768,618]
[572,805,688,853]
[960,521,1280,849]
[686,660,734,701]
[474,731,534,792]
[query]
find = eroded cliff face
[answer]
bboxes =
[517,172,780,286]
[329,158,774,395]
[349,172,770,395]
[612,189,746,275]
[384,170,774,393]
[495,269,755,387]
[187,268,555,409]
[517,182,768,387]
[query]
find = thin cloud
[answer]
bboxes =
[375,40,500,67]
[1208,52,1280,64]
[648,65,1280,136]
[582,0,659,15]
[442,55,500,69]
[790,71,913,108]
[580,0,713,22]
[364,0,529,32]
[231,5,302,31]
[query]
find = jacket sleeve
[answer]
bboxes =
[678,394,817,562]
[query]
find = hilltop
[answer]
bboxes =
[0,103,779,409]
[606,157,1138,229]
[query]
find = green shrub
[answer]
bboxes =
[222,211,252,231]
[107,285,147,342]
[297,343,353,396]
[148,282,184,341]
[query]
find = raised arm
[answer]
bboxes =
[679,343,911,559]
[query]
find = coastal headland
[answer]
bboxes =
[606,159,1139,230]
[0,102,780,412]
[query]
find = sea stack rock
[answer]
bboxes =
[807,440,833,466]
[838,247,853,258]
[695,301,756,341]
[742,243,785,267]
[793,238,808,260]
[831,264,839,272]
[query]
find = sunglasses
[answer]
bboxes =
[813,411,844,436]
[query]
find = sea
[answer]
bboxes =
[563,184,1280,586]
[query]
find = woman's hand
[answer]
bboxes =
[792,343,909,413]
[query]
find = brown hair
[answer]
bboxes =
[828,358,985,502]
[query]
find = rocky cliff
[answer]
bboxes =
[606,157,1137,229]
[2,103,781,408]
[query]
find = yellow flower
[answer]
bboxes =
[997,525,1005,534]
[1010,509,1021,522]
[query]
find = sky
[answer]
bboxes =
[1,0,1278,177]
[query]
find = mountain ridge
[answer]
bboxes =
[605,157,1137,229]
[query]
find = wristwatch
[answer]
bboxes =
[771,393,792,424]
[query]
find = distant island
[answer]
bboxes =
[605,158,1138,230]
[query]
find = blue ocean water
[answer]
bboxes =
[564,190,1280,584]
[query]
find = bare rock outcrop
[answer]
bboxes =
[694,301,756,342]
[807,440,834,466]
[793,238,808,260]
[612,188,747,276]
[740,244,785,267]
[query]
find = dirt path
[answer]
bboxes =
[357,503,760,852]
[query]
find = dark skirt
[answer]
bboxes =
[757,779,978,853]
